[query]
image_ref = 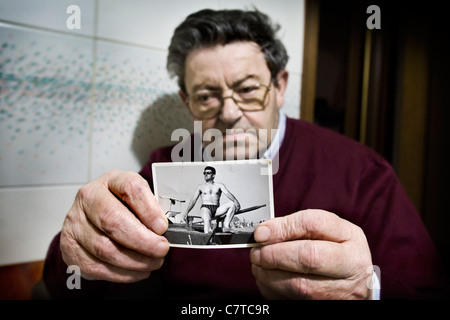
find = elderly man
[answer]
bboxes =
[44,9,447,299]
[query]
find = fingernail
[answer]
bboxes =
[156,240,170,256]
[153,218,168,235]
[250,247,261,265]
[255,225,270,243]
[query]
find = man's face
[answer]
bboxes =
[203,169,214,182]
[180,41,288,160]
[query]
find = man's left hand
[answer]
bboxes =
[250,209,374,299]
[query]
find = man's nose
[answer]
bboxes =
[219,91,243,124]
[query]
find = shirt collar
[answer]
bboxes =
[262,111,286,161]
[201,111,287,161]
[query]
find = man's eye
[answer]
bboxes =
[236,85,258,95]
[196,93,215,103]
[198,94,211,102]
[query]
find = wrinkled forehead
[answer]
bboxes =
[184,42,270,92]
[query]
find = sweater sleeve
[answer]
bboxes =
[353,155,449,299]
[43,233,113,299]
[43,147,173,299]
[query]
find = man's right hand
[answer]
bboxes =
[60,170,170,283]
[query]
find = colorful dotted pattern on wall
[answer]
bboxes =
[0,26,192,186]
[1,26,93,185]
[1,23,299,187]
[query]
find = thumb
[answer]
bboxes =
[254,209,351,245]
[106,170,168,235]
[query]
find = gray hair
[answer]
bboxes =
[167,9,289,93]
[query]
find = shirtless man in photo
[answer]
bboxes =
[181,166,241,233]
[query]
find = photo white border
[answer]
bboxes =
[152,159,274,249]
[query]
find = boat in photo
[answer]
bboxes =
[163,204,266,246]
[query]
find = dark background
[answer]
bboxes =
[309,0,450,274]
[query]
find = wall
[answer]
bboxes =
[0,0,304,266]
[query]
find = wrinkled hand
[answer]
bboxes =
[250,209,374,299]
[60,170,169,283]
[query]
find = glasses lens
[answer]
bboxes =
[190,92,221,119]
[203,171,212,175]
[189,83,270,119]
[236,84,269,111]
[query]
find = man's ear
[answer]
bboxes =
[275,70,289,110]
[178,89,188,107]
[179,89,195,119]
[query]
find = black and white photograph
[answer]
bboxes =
[152,160,274,248]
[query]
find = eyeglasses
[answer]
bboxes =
[203,171,213,175]
[186,82,271,120]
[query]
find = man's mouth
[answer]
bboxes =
[222,130,257,141]
[200,126,271,160]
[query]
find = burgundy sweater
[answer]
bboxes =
[43,118,448,299]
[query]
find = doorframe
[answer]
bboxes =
[300,0,320,122]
